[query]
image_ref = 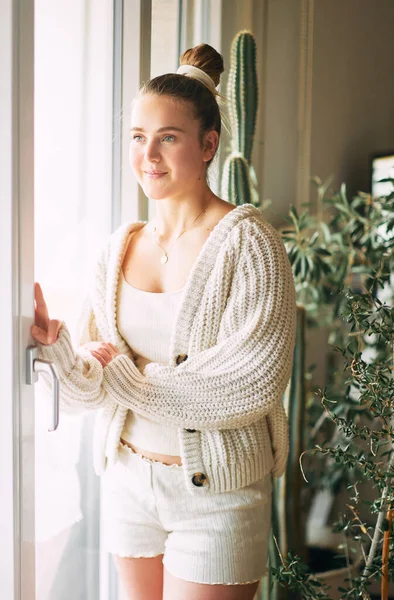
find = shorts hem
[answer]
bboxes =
[110,550,164,559]
[163,563,264,585]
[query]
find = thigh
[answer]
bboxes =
[163,568,260,600]
[115,554,164,600]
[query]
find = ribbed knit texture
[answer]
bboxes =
[102,443,272,584]
[118,273,182,454]
[37,204,296,495]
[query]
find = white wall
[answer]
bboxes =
[231,0,394,388]
[220,0,303,228]
[221,0,394,225]
[310,0,394,197]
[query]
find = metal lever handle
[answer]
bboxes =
[26,346,60,432]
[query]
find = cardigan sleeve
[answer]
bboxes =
[36,302,109,413]
[35,239,119,413]
[102,223,297,430]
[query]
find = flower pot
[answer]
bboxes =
[315,561,360,600]
[307,526,363,600]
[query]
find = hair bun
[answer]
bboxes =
[179,43,224,88]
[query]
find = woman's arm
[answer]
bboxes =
[31,229,124,413]
[102,222,297,430]
[31,284,115,412]
[33,219,296,426]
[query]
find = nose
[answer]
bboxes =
[144,139,160,162]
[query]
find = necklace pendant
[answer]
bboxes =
[161,254,168,265]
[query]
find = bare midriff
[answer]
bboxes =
[120,438,183,466]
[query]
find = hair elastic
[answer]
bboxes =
[176,64,218,96]
[175,63,230,137]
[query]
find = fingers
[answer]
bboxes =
[31,320,62,345]
[97,346,112,363]
[47,319,62,344]
[31,324,53,346]
[34,282,49,328]
[90,347,116,367]
[31,325,44,344]
[80,342,120,366]
[80,342,120,361]
[90,351,109,367]
[108,343,120,356]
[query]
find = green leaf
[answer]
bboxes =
[315,248,332,257]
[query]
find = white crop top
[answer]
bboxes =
[117,271,185,455]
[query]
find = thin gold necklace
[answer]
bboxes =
[151,197,211,265]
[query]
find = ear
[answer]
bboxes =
[202,130,219,163]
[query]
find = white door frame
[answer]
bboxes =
[0,0,35,599]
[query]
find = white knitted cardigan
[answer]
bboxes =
[37,204,297,496]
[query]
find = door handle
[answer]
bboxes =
[26,346,60,432]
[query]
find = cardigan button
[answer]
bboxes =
[176,353,188,365]
[192,472,207,487]
[185,428,196,433]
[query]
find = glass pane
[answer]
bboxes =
[147,0,180,223]
[151,0,180,78]
[34,1,113,598]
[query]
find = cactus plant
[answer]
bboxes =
[280,305,307,562]
[223,154,254,205]
[221,30,260,207]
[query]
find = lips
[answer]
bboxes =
[144,170,167,179]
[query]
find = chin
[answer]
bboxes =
[142,188,168,201]
[141,182,176,201]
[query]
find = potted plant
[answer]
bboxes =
[221,27,394,600]
[267,178,394,599]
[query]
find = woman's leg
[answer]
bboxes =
[102,448,168,600]
[163,568,260,600]
[114,554,164,600]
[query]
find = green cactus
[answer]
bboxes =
[221,153,253,205]
[228,29,258,161]
[280,305,306,560]
[221,30,260,207]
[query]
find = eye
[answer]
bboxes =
[162,134,175,142]
[132,134,144,142]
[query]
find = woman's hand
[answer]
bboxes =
[31,282,62,345]
[31,283,120,365]
[80,342,120,367]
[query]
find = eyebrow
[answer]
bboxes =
[130,126,186,134]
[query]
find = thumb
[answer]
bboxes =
[31,325,51,345]
[47,319,62,344]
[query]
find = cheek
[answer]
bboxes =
[128,144,141,172]
[173,146,202,175]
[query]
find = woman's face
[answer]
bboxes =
[129,94,217,201]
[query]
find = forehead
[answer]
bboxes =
[131,94,197,130]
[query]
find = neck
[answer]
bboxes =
[151,188,214,239]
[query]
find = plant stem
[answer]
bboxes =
[362,453,394,582]
[381,508,393,600]
[343,531,353,594]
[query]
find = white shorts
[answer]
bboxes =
[101,442,272,585]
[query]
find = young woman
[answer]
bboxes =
[32,43,297,600]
